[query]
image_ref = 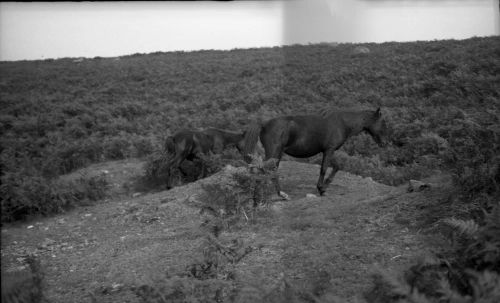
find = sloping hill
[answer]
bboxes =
[1,160,451,302]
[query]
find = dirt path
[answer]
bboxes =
[1,160,451,302]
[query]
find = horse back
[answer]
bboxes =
[202,129,225,153]
[192,132,214,154]
[266,115,332,142]
[262,115,345,157]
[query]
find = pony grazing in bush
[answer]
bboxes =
[164,128,251,189]
[244,108,389,198]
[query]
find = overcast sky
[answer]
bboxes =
[0,0,498,61]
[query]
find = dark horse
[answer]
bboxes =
[164,128,250,189]
[244,108,388,197]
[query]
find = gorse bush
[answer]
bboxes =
[140,146,230,191]
[442,123,500,202]
[197,156,276,229]
[142,150,172,189]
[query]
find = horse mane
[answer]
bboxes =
[242,123,262,156]
[205,128,243,135]
[319,107,375,118]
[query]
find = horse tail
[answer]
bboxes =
[242,122,262,158]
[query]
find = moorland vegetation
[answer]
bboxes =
[1,36,499,302]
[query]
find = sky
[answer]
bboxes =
[0,0,499,61]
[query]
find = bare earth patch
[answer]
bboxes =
[1,160,451,302]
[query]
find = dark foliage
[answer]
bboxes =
[1,255,45,303]
[1,172,108,223]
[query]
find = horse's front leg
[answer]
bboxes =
[317,150,336,196]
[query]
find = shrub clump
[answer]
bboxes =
[365,205,500,303]
[1,172,108,223]
[141,144,243,191]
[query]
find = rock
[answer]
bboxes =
[224,164,236,171]
[132,192,142,197]
[306,193,317,198]
[353,46,370,54]
[407,180,431,192]
[39,238,56,249]
[279,191,290,201]
[27,225,34,229]
[111,282,124,292]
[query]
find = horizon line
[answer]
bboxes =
[2,35,497,63]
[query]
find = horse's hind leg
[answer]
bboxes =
[166,147,188,188]
[266,152,290,200]
[316,152,329,195]
[317,151,338,196]
[267,156,289,200]
[261,120,290,200]
[166,154,184,189]
[195,153,208,179]
[324,155,339,185]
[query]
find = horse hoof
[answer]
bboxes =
[279,191,290,201]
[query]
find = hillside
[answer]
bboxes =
[1,160,452,303]
[1,37,499,177]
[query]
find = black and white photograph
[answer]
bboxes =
[1,1,499,302]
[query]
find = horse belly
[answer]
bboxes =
[284,144,321,158]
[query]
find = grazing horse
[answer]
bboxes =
[165,128,249,188]
[244,108,388,197]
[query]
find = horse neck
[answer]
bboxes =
[213,129,244,147]
[338,111,373,138]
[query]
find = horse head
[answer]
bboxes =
[365,108,389,147]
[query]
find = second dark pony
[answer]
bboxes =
[164,128,250,188]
